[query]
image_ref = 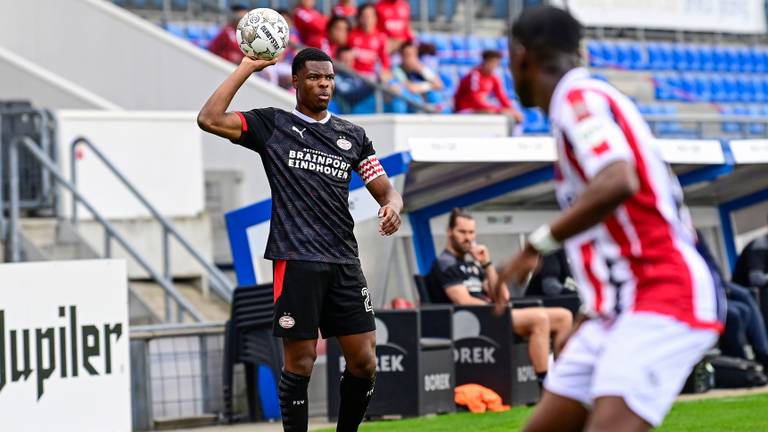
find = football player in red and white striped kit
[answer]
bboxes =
[496,7,725,432]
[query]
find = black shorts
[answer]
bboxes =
[272,259,376,339]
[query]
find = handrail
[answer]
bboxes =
[71,136,234,303]
[8,136,204,322]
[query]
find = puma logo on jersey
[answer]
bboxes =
[292,126,307,139]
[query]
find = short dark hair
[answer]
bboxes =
[336,45,353,56]
[327,15,351,32]
[511,6,583,66]
[357,3,376,21]
[448,208,473,229]
[292,48,333,75]
[481,50,503,62]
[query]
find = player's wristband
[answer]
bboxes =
[528,225,561,255]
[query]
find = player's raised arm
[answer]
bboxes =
[197,56,277,141]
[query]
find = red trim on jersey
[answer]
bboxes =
[566,90,592,122]
[601,91,721,331]
[580,242,603,312]
[562,134,587,181]
[273,259,287,303]
[592,142,611,155]
[236,111,248,132]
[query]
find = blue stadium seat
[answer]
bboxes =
[481,37,498,52]
[709,75,726,102]
[685,44,701,72]
[186,24,205,42]
[451,35,468,65]
[432,34,452,64]
[738,47,753,73]
[522,108,550,134]
[680,74,696,101]
[673,44,688,71]
[615,42,632,70]
[497,36,508,53]
[628,42,647,70]
[725,47,740,73]
[720,106,739,133]
[699,45,715,72]
[587,40,604,67]
[737,75,756,103]
[601,41,617,68]
[694,74,711,102]
[591,72,609,83]
[654,73,675,101]
[207,25,220,40]
[722,75,739,102]
[658,43,674,70]
[466,36,482,65]
[647,43,663,70]
[164,22,186,39]
[752,47,767,73]
[752,76,766,103]
[713,46,729,72]
[748,105,766,135]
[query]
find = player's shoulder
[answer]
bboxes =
[329,114,366,136]
[436,250,460,271]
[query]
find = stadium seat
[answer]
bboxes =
[601,41,617,68]
[673,44,689,71]
[725,47,741,73]
[587,40,604,67]
[713,46,729,72]
[653,73,671,100]
[694,74,712,102]
[721,106,741,134]
[522,107,550,134]
[722,75,739,102]
[709,75,726,102]
[748,105,766,135]
[685,44,701,72]
[699,45,715,72]
[451,35,469,65]
[163,22,186,39]
[680,74,697,101]
[628,42,647,70]
[738,46,754,73]
[752,47,767,73]
[466,36,483,65]
[433,34,452,64]
[615,42,632,70]
[647,43,663,70]
[737,75,756,103]
[752,76,766,103]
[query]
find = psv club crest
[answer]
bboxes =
[336,137,352,150]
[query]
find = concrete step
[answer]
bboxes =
[130,280,230,323]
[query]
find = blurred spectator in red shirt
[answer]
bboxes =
[348,3,391,79]
[320,16,351,58]
[454,50,522,122]
[278,9,301,62]
[375,0,413,52]
[208,4,248,63]
[293,0,327,48]
[333,0,357,19]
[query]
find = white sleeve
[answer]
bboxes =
[559,89,634,179]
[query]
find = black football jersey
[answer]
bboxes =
[234,108,385,264]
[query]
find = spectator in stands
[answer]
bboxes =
[256,50,293,91]
[278,9,301,62]
[454,50,523,123]
[321,15,351,58]
[426,209,573,385]
[375,0,414,53]
[418,42,440,75]
[208,3,248,63]
[392,42,444,110]
[293,0,327,48]
[348,3,391,79]
[332,46,375,113]
[525,249,577,297]
[333,0,358,19]
[697,231,768,370]
[732,219,768,291]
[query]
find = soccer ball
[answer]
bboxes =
[236,8,290,60]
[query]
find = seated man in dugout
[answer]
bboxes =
[426,208,573,386]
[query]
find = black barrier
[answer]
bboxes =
[452,305,540,406]
[327,308,455,419]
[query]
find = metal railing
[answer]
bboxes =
[7,135,205,322]
[70,137,235,313]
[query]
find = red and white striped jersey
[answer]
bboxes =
[549,68,723,331]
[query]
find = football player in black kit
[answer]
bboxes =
[198,48,403,432]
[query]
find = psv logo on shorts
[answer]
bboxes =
[279,314,295,329]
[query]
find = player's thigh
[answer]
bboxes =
[523,390,588,432]
[320,262,375,338]
[544,307,573,329]
[592,313,718,428]
[336,331,377,374]
[273,260,333,340]
[586,396,650,432]
[542,319,604,407]
[511,307,549,336]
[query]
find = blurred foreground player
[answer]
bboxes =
[497,7,725,432]
[197,48,403,432]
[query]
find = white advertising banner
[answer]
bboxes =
[551,0,767,34]
[0,259,131,432]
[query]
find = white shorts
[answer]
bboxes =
[544,312,718,427]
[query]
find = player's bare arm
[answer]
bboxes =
[494,160,639,309]
[445,284,489,305]
[197,56,277,141]
[365,176,403,236]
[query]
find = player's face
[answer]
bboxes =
[510,41,536,108]
[449,217,476,255]
[295,60,335,112]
